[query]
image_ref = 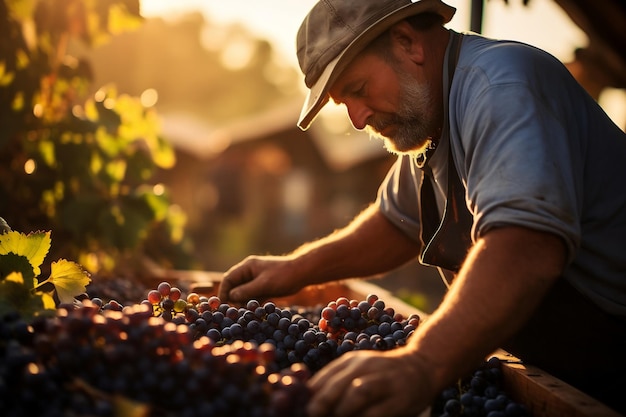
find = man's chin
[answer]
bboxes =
[364,126,431,157]
[386,142,431,158]
[384,137,431,158]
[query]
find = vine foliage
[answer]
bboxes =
[0,0,194,275]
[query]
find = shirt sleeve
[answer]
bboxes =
[376,155,423,244]
[452,69,582,264]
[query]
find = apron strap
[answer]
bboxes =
[418,31,473,278]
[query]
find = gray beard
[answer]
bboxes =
[365,68,437,158]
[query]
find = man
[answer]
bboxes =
[218,0,626,415]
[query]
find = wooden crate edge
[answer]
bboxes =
[491,350,622,417]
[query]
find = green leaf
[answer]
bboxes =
[0,231,51,277]
[0,275,31,316]
[0,253,36,285]
[47,259,91,304]
[149,135,176,169]
[0,273,50,318]
[137,186,169,222]
[38,290,56,310]
[5,271,24,284]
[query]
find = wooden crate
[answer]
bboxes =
[158,270,622,417]
[491,350,622,417]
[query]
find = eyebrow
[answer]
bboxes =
[331,79,362,105]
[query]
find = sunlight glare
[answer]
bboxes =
[24,159,36,174]
[220,37,255,70]
[141,88,159,107]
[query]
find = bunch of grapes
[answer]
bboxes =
[431,357,530,417]
[0,310,117,417]
[153,289,423,373]
[318,294,421,355]
[185,297,335,372]
[0,279,534,417]
[0,299,310,417]
[144,281,187,321]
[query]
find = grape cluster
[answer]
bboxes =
[0,280,533,417]
[431,357,530,417]
[168,289,421,373]
[186,297,335,372]
[0,310,118,417]
[318,294,420,355]
[145,281,187,321]
[0,300,309,417]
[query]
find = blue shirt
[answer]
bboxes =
[377,31,626,317]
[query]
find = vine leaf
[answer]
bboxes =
[40,260,91,304]
[0,230,51,276]
[0,272,54,317]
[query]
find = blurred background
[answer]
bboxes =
[1,0,624,312]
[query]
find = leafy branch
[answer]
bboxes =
[0,0,194,274]
[0,217,91,318]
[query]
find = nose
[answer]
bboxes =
[344,100,372,130]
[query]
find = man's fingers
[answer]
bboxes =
[228,281,261,303]
[218,264,254,301]
[306,369,349,417]
[307,355,365,417]
[334,375,386,416]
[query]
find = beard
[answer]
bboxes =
[365,68,438,157]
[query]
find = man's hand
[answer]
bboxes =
[218,205,421,303]
[218,255,304,303]
[307,347,434,417]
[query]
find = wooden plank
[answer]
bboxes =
[492,350,623,417]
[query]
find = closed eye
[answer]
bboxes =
[330,81,366,105]
[349,83,366,98]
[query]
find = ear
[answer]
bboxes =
[389,21,425,64]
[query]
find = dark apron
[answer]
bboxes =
[417,32,472,282]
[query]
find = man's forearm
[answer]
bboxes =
[290,204,422,285]
[405,226,567,395]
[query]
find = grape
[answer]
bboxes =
[335,297,350,307]
[445,398,462,415]
[147,290,161,304]
[157,281,171,297]
[247,299,261,311]
[366,293,379,304]
[169,287,182,301]
[187,292,200,304]
[263,302,276,314]
[431,357,530,417]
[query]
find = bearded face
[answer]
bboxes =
[365,64,439,158]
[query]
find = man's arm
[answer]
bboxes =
[407,226,566,392]
[219,203,422,302]
[307,225,567,417]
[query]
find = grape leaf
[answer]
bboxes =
[0,252,36,283]
[5,271,24,284]
[46,259,91,304]
[34,285,57,311]
[0,273,56,318]
[0,230,51,276]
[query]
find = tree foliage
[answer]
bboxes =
[0,0,194,275]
